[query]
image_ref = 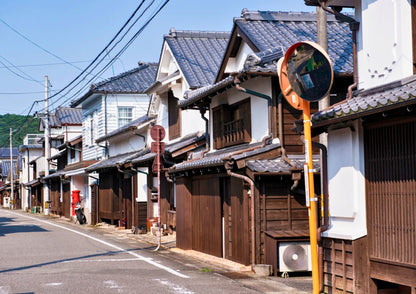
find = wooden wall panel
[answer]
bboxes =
[191,177,222,258]
[365,118,416,267]
[176,177,192,250]
[230,177,250,265]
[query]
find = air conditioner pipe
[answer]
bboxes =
[318,0,359,100]
[234,76,273,147]
[312,141,329,293]
[226,168,256,268]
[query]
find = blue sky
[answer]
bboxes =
[0,0,315,115]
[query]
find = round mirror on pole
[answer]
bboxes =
[278,41,334,107]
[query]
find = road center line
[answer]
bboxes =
[6,211,189,279]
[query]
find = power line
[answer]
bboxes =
[50,0,169,110]
[0,56,44,86]
[0,60,91,69]
[38,0,148,108]
[0,17,87,72]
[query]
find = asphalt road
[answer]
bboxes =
[0,209,263,294]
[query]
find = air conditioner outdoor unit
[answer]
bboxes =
[278,242,312,272]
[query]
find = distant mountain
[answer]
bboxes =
[0,114,40,147]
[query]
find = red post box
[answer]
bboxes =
[71,190,80,216]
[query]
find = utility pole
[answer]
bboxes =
[44,76,50,215]
[9,128,13,209]
[317,5,329,147]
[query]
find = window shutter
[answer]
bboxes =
[212,106,224,149]
[240,100,251,143]
[168,91,181,140]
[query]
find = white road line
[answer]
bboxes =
[153,278,195,294]
[6,211,189,279]
[63,258,141,263]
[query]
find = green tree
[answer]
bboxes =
[0,114,40,147]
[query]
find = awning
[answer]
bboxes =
[25,179,42,187]
[65,168,87,177]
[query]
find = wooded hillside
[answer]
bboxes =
[0,114,40,147]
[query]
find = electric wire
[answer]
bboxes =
[48,0,159,109]
[50,0,169,111]
[0,56,44,85]
[0,0,167,148]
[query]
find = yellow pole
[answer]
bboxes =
[303,101,320,294]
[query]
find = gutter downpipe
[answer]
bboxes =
[319,1,359,99]
[234,76,273,147]
[200,108,210,154]
[225,167,256,268]
[312,141,329,293]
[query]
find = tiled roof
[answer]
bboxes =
[19,144,42,152]
[0,148,18,158]
[247,154,320,173]
[180,76,235,109]
[171,142,280,173]
[1,160,18,178]
[95,115,154,143]
[165,29,230,88]
[234,10,353,75]
[86,151,143,172]
[179,47,285,109]
[129,133,205,166]
[56,107,82,124]
[312,75,416,125]
[71,63,157,107]
[42,107,82,128]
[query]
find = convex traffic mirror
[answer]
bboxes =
[278,41,334,109]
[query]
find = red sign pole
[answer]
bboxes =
[150,125,165,251]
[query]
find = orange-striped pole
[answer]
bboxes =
[303,100,319,294]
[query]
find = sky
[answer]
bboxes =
[0,0,316,116]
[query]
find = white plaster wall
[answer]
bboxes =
[181,109,206,141]
[323,121,366,240]
[108,133,145,156]
[209,77,271,150]
[224,42,254,74]
[136,167,148,202]
[357,0,413,90]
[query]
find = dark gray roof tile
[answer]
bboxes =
[235,11,353,75]
[171,142,280,173]
[165,30,230,88]
[71,63,157,107]
[247,154,320,173]
[312,75,416,124]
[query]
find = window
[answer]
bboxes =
[118,107,133,128]
[212,98,251,149]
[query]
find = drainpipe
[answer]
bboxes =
[225,167,256,268]
[200,108,210,153]
[319,1,359,99]
[312,141,329,293]
[234,76,273,147]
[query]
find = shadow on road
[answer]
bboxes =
[0,247,154,274]
[0,216,48,237]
